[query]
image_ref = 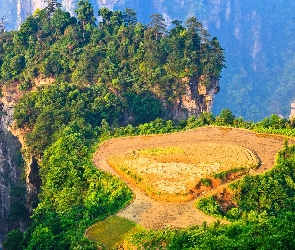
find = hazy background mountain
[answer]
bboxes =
[1,0,295,121]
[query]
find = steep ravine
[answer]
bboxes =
[0,84,40,244]
[0,101,23,243]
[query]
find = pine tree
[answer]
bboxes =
[149,14,166,41]
[122,8,137,26]
[44,0,61,15]
[0,17,6,33]
[75,0,96,39]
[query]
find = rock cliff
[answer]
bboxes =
[169,76,219,120]
[0,83,40,243]
[0,98,23,242]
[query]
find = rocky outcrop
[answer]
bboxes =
[11,125,41,214]
[170,76,220,120]
[0,83,40,242]
[0,101,23,242]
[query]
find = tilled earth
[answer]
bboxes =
[107,143,259,200]
[93,126,292,229]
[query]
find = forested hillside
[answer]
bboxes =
[6,94,295,249]
[2,0,295,120]
[2,1,295,250]
[0,2,224,122]
[0,1,226,248]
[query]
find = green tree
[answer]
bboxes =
[126,92,162,124]
[185,16,203,34]
[19,15,38,35]
[75,0,96,39]
[98,7,112,26]
[148,14,167,41]
[109,10,123,30]
[3,230,24,250]
[71,44,99,84]
[122,8,137,26]
[209,37,226,78]
[219,108,235,125]
[51,8,76,34]
[44,0,62,15]
[27,225,56,250]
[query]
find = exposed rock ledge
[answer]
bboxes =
[171,76,220,120]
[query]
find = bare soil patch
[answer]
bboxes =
[93,126,292,229]
[107,143,259,201]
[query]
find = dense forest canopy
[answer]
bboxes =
[0,0,225,124]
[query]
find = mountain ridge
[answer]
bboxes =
[2,1,295,120]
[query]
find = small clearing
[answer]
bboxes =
[93,126,291,229]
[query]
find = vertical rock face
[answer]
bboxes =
[25,156,41,213]
[0,84,41,242]
[170,77,219,120]
[0,102,23,241]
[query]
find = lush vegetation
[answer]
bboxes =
[2,1,224,248]
[7,82,295,249]
[3,1,295,249]
[13,82,122,156]
[4,131,133,249]
[127,212,295,249]
[85,215,145,249]
[0,0,225,124]
[228,142,295,220]
[6,76,295,248]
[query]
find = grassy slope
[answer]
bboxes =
[85,215,145,249]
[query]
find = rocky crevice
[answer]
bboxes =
[0,84,40,242]
[0,102,23,242]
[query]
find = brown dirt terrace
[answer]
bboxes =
[93,126,291,229]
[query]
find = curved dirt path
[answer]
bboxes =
[93,126,292,229]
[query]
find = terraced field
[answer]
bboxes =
[93,126,292,229]
[108,143,259,201]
